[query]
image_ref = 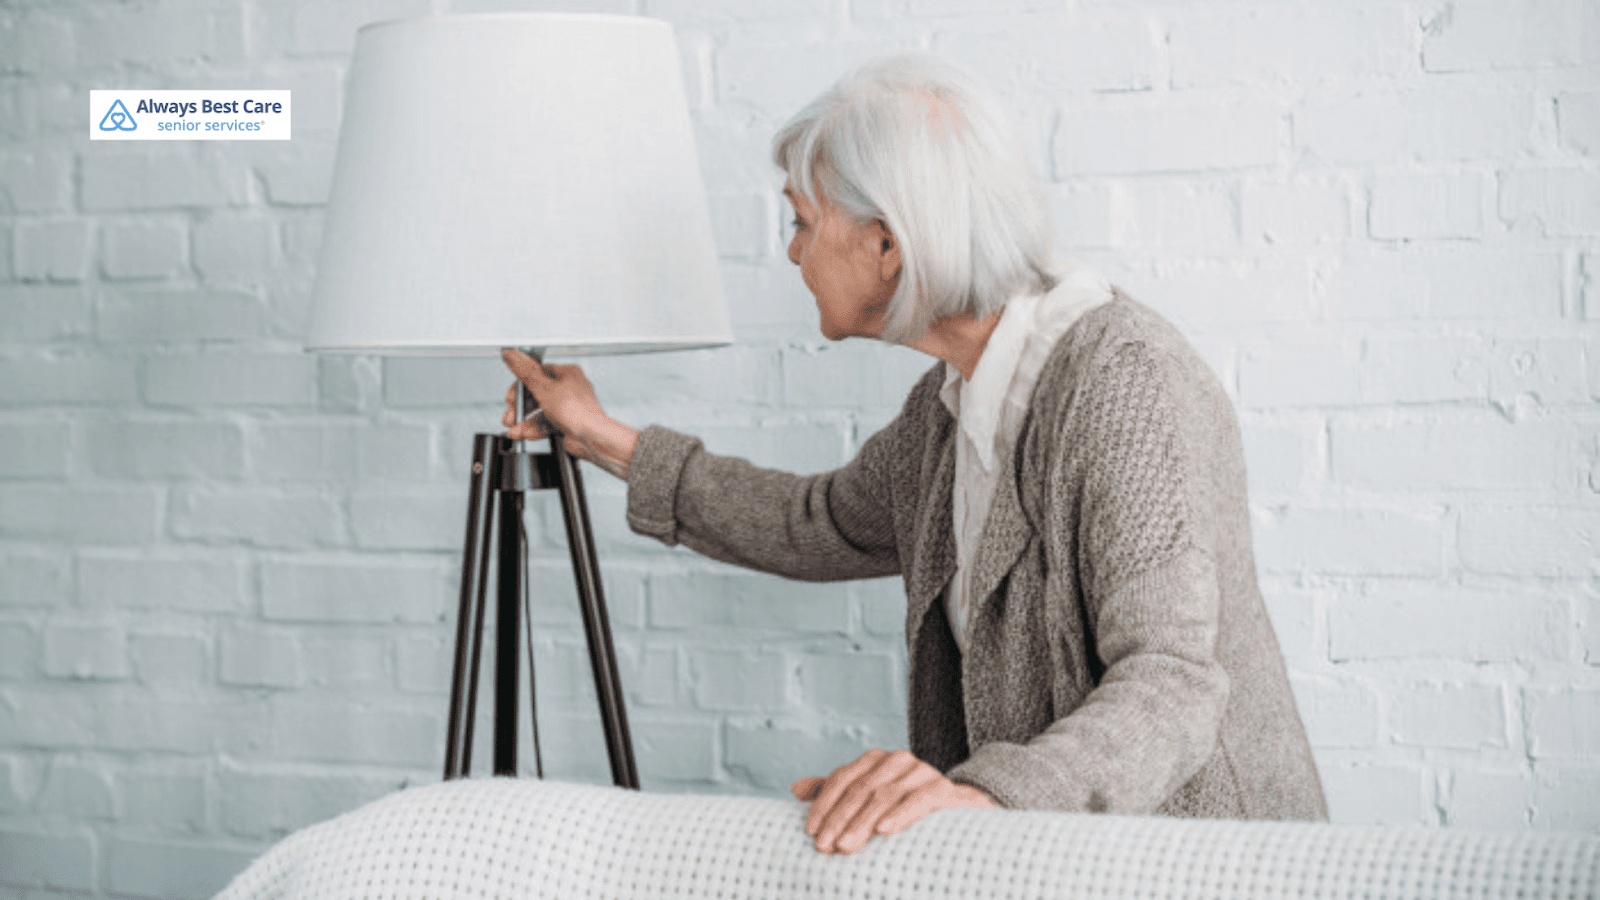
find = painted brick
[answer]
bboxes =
[854,577,904,638]
[1330,586,1571,663]
[217,766,400,840]
[260,558,451,624]
[0,829,94,891]
[0,753,26,812]
[1589,254,1600,323]
[933,13,1156,94]
[1289,675,1378,748]
[649,571,850,633]
[694,421,848,475]
[1331,418,1575,493]
[79,553,246,613]
[1369,171,1484,240]
[254,142,337,207]
[1295,91,1532,166]
[118,765,208,834]
[1260,584,1318,662]
[383,356,519,408]
[145,353,318,407]
[1458,507,1600,578]
[0,284,91,342]
[1557,90,1600,155]
[352,425,433,483]
[192,217,275,284]
[0,686,96,748]
[1252,506,1443,577]
[77,6,225,66]
[87,419,245,480]
[220,627,304,689]
[718,41,915,120]
[0,623,35,678]
[246,422,358,482]
[101,221,188,281]
[1499,168,1600,237]
[691,647,789,711]
[37,759,114,820]
[106,837,259,900]
[0,550,70,608]
[525,558,647,634]
[303,634,389,690]
[724,720,873,791]
[0,11,76,76]
[395,634,450,695]
[1047,182,1117,250]
[1321,248,1563,320]
[1239,341,1360,409]
[14,220,91,282]
[81,147,247,211]
[0,485,161,544]
[626,644,679,708]
[350,489,464,551]
[0,151,72,212]
[1525,688,1600,759]
[0,420,70,478]
[43,623,129,681]
[101,695,267,755]
[1171,7,1409,88]
[1321,764,1426,826]
[128,632,210,685]
[1487,338,1589,407]
[318,356,382,414]
[1359,337,1489,404]
[1422,0,1600,72]
[1446,769,1529,829]
[1391,683,1507,749]
[170,486,344,549]
[781,342,933,410]
[96,289,268,344]
[708,192,772,260]
[1113,178,1238,251]
[1241,177,1351,246]
[269,698,437,766]
[632,717,717,781]
[1238,419,1308,495]
[1113,257,1311,326]
[1531,766,1600,830]
[574,345,784,410]
[1053,99,1279,175]
[0,354,140,406]
[800,651,901,716]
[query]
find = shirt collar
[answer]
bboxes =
[939,291,1041,472]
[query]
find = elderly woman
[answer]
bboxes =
[500,54,1327,854]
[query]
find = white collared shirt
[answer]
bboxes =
[939,262,1114,655]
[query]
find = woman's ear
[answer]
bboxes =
[875,219,901,280]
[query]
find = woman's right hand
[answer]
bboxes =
[501,348,640,480]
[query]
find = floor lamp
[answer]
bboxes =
[304,13,733,788]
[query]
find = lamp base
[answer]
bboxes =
[443,424,639,789]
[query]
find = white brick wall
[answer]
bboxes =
[1,0,1596,894]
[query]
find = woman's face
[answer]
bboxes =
[784,184,900,341]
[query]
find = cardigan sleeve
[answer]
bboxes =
[624,419,903,583]
[949,339,1231,814]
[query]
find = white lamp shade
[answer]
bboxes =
[307,14,734,356]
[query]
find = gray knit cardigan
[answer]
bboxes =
[626,292,1328,821]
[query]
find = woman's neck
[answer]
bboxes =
[903,310,1004,381]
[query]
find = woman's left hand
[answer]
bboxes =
[789,748,998,855]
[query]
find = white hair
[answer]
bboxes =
[772,53,1057,343]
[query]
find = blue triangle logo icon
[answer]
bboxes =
[99,99,136,132]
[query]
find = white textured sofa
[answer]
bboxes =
[217,777,1598,900]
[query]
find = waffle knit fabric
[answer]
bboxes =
[626,292,1327,820]
[216,777,1600,900]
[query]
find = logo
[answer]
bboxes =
[98,98,137,132]
[91,90,291,141]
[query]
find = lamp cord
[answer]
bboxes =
[520,510,544,779]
